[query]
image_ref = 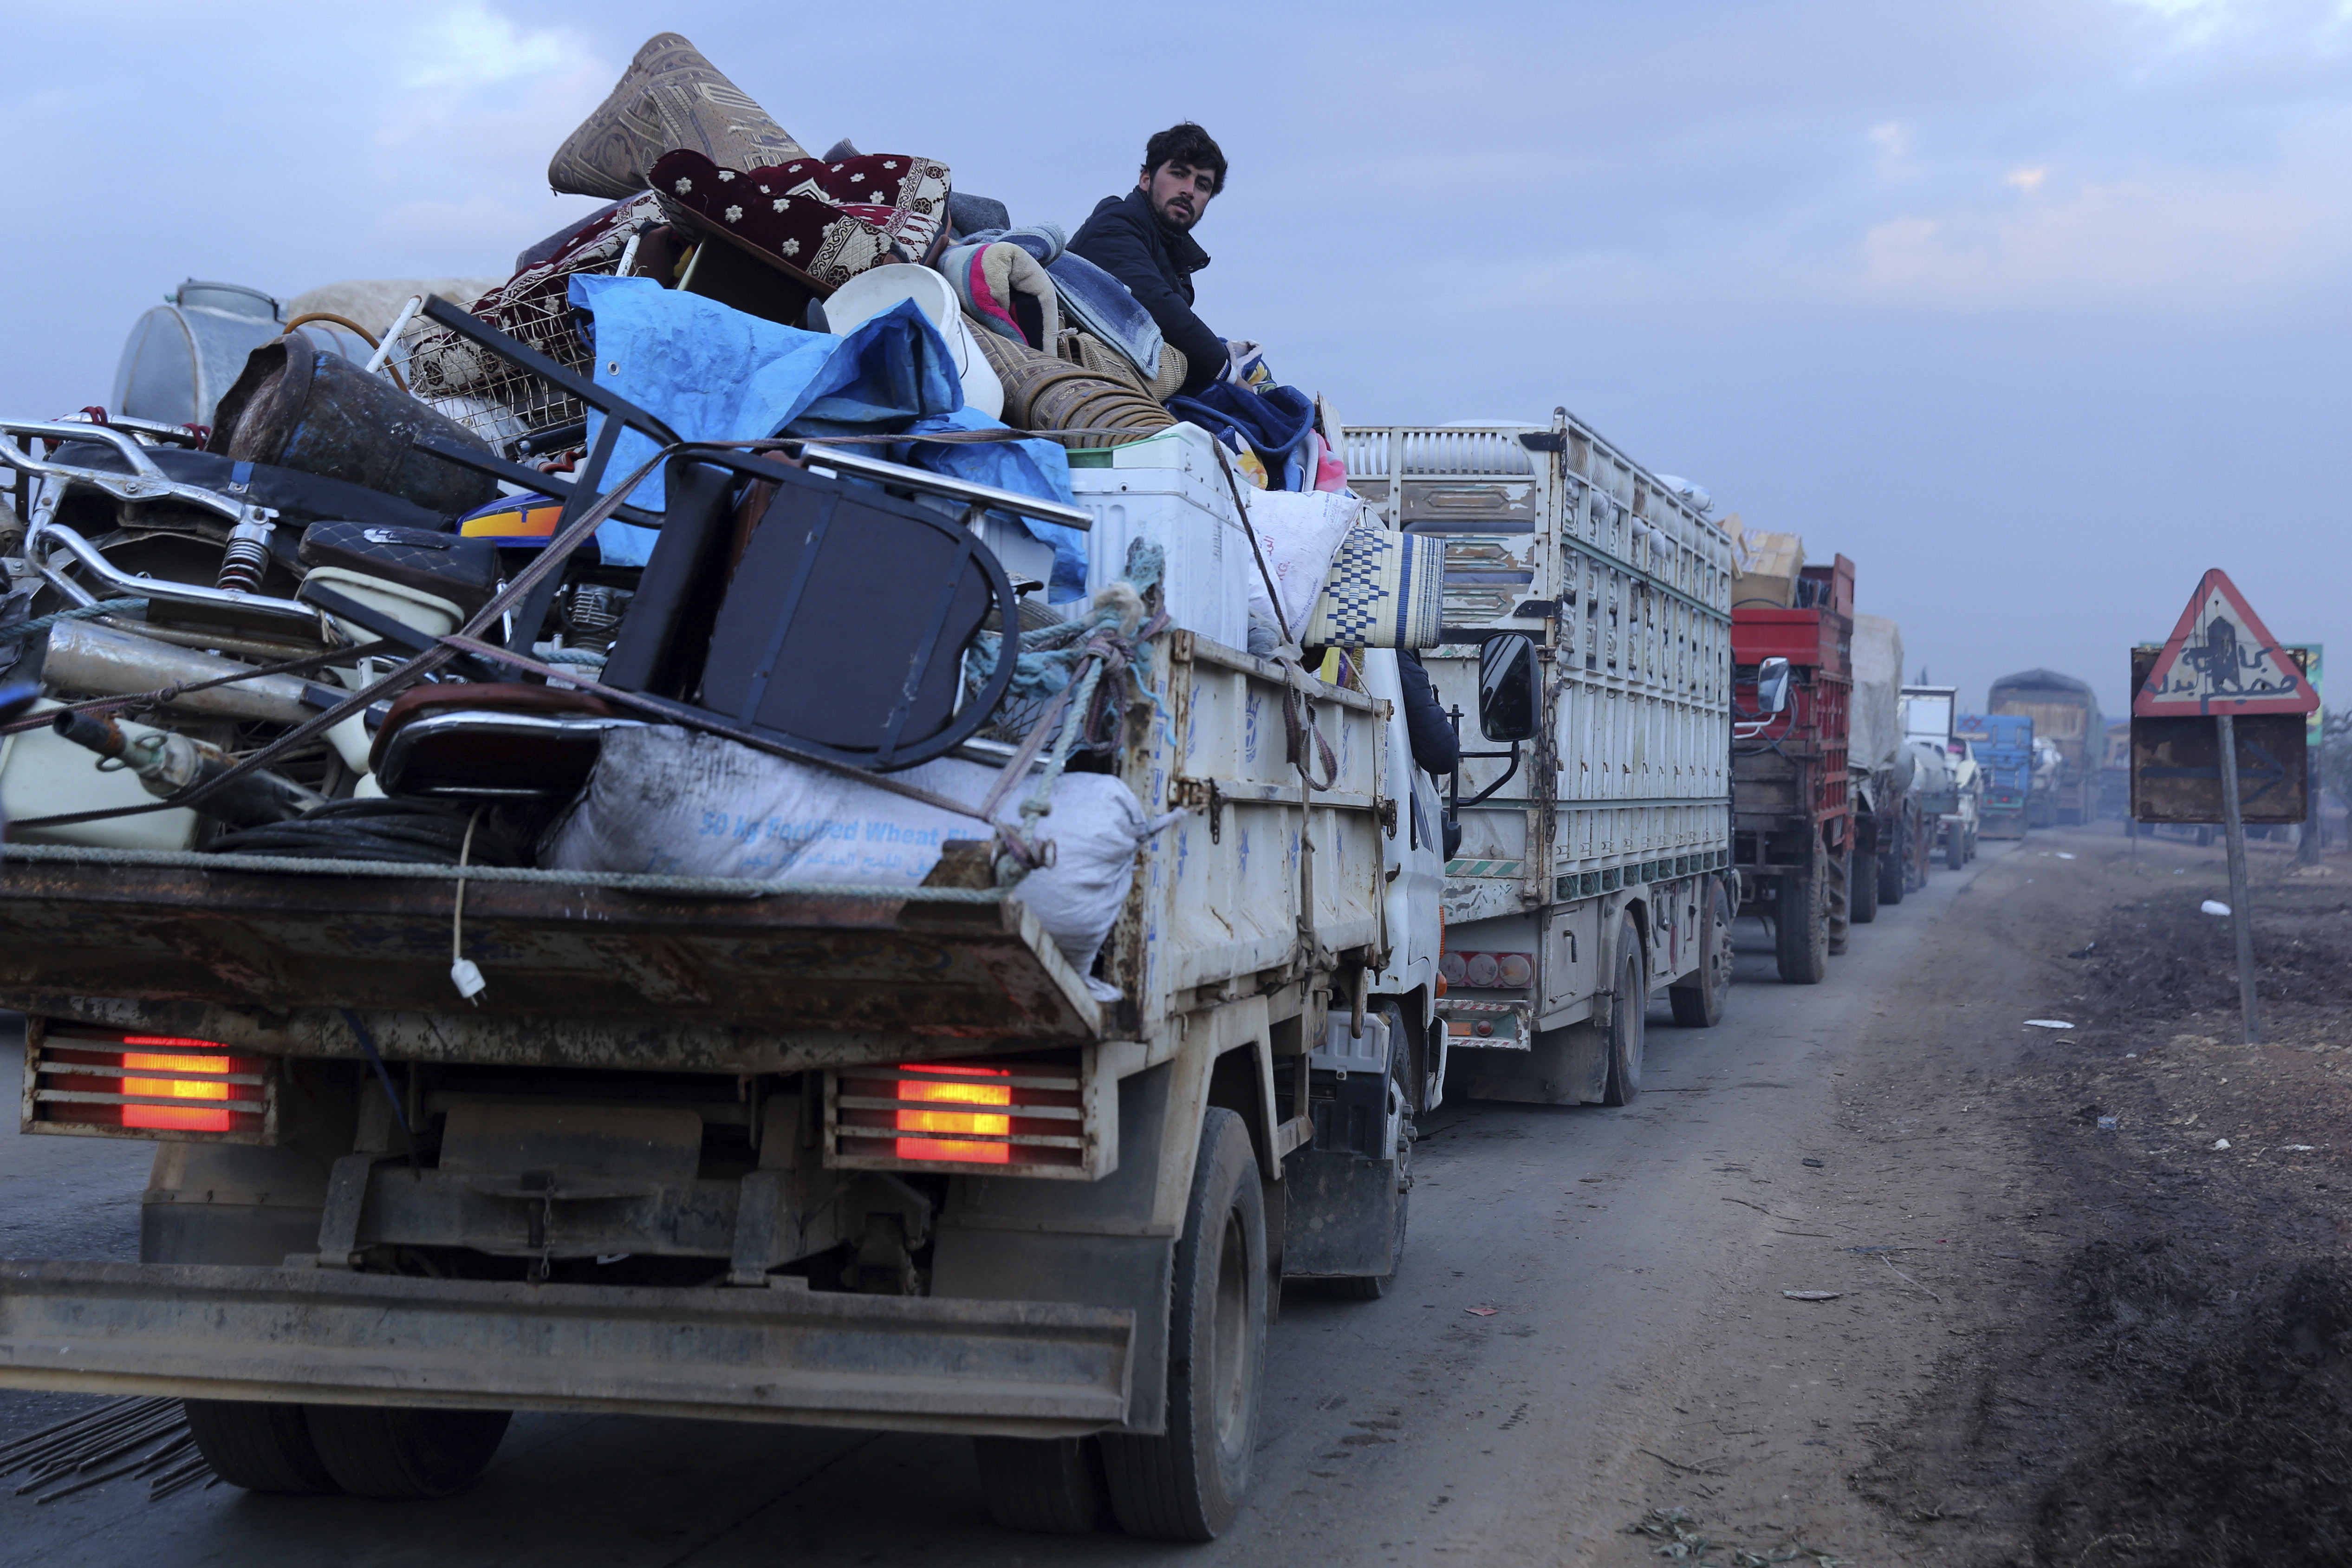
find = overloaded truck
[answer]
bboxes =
[1849,612,1910,915]
[1956,712,2034,839]
[0,393,1450,1540]
[1733,555,1855,982]
[1988,669,2103,826]
[1344,413,1738,1105]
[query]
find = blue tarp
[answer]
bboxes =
[565,274,1077,575]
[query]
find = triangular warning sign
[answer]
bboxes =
[2135,569,2319,716]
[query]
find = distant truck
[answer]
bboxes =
[1903,684,1979,868]
[1348,412,1739,1110]
[1956,712,2034,839]
[1988,669,2103,826]
[1733,556,1855,983]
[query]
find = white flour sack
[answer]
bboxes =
[1241,489,1361,640]
[541,727,1180,992]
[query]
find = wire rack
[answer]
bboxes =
[379,196,658,458]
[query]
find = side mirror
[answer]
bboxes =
[1755,656,1792,716]
[1477,633,1540,742]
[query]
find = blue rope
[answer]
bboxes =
[0,598,149,643]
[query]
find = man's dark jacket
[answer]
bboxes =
[1069,189,1223,397]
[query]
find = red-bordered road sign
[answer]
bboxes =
[2134,569,2320,717]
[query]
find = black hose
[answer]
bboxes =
[201,799,529,865]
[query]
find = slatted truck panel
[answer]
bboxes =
[1348,412,1734,1103]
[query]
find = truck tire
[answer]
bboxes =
[182,1400,338,1495]
[1774,868,1828,984]
[1601,918,1647,1103]
[974,1436,1110,1534]
[1100,1107,1267,1542]
[1851,849,1880,924]
[1946,825,1966,871]
[1330,1000,1413,1300]
[303,1405,512,1499]
[1878,826,1906,906]
[1668,882,1730,1028]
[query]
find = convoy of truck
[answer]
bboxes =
[0,353,2032,1541]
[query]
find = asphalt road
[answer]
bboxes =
[0,846,2000,1566]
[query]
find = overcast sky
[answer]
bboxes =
[3,0,2345,718]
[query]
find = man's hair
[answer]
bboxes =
[1141,123,1227,192]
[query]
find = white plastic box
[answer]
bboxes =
[1066,423,1251,649]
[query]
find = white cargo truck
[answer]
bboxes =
[0,429,1443,1543]
[1344,413,1737,1105]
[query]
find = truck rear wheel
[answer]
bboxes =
[1878,826,1906,906]
[974,1435,1110,1533]
[182,1400,337,1495]
[1601,919,1647,1103]
[1774,868,1828,984]
[1100,1107,1266,1542]
[303,1404,512,1499]
[1946,824,1966,871]
[1851,848,1880,923]
[1669,882,1730,1028]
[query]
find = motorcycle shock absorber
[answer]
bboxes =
[215,517,277,593]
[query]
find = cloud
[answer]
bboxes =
[400,6,591,91]
[1870,121,1916,181]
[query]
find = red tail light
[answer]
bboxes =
[829,1056,1091,1174]
[26,1028,272,1142]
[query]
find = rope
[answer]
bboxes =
[0,597,149,644]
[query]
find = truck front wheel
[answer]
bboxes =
[1100,1107,1267,1542]
[1668,883,1730,1028]
[1601,919,1648,1102]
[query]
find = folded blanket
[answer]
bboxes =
[1167,380,1319,491]
[939,240,1061,349]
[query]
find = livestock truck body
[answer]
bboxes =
[1956,712,2034,839]
[1733,556,1854,983]
[1345,413,1737,1106]
[0,440,1447,1542]
[1988,669,2103,827]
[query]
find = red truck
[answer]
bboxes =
[1731,556,1854,983]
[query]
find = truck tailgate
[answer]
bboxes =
[0,849,1100,1070]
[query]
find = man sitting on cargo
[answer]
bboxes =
[1069,122,1234,400]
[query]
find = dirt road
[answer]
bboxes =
[3,830,2343,1566]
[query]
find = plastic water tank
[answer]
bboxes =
[110,280,284,428]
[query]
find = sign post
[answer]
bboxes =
[2134,570,2322,1046]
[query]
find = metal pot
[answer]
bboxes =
[210,338,498,517]
[110,280,284,429]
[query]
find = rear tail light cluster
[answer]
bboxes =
[1437,950,1535,989]
[826,1054,1100,1178]
[25,1026,274,1143]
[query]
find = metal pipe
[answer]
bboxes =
[43,620,318,724]
[366,296,425,377]
[31,520,326,637]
